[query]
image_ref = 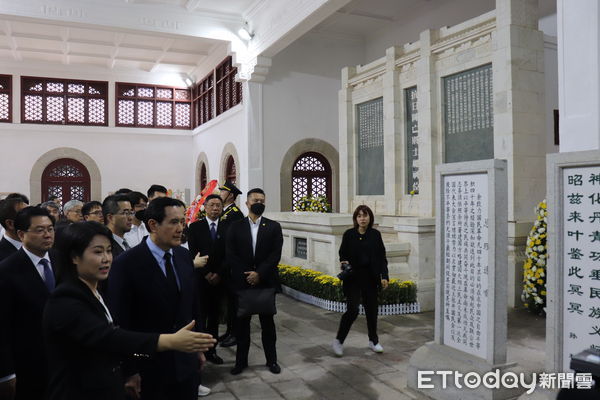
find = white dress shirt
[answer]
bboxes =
[123,222,148,248]
[112,233,127,251]
[248,216,261,255]
[22,246,51,282]
[3,234,22,251]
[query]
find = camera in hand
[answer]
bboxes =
[337,263,353,280]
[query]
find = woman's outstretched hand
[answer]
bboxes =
[158,320,216,353]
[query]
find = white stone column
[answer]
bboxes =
[416,29,438,218]
[244,80,264,190]
[338,66,356,214]
[557,0,600,152]
[383,47,402,215]
[493,0,546,307]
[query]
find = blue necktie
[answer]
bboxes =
[40,258,55,292]
[210,222,217,241]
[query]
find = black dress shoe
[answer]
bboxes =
[218,333,230,342]
[266,363,281,374]
[230,365,246,375]
[206,353,224,365]
[220,335,237,347]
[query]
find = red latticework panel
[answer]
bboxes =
[24,95,43,122]
[175,89,190,101]
[47,185,62,200]
[21,77,108,126]
[137,101,154,125]
[49,164,84,177]
[0,94,9,121]
[312,177,327,197]
[156,101,172,127]
[138,87,154,98]
[70,185,85,201]
[291,152,332,210]
[174,102,190,128]
[46,81,64,93]
[116,82,191,129]
[156,88,172,99]
[67,97,85,123]
[0,75,11,122]
[225,155,236,184]
[68,83,85,94]
[119,85,135,97]
[292,177,308,209]
[42,158,90,203]
[46,96,64,123]
[293,155,326,171]
[88,98,106,125]
[200,163,207,191]
[118,100,135,125]
[192,72,214,128]
[215,56,241,116]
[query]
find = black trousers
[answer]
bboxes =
[224,286,237,336]
[198,279,223,355]
[235,314,277,367]
[140,373,198,400]
[336,278,379,344]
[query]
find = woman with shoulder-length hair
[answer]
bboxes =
[43,221,215,400]
[332,204,389,356]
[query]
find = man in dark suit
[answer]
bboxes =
[108,197,206,400]
[0,198,27,262]
[188,194,226,365]
[0,206,57,400]
[218,181,244,347]
[102,194,134,260]
[226,188,283,376]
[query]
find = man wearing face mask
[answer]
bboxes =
[217,181,244,348]
[226,188,283,376]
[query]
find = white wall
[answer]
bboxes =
[191,105,248,210]
[540,13,559,155]
[363,0,495,63]
[262,32,364,211]
[0,61,195,202]
[0,124,192,202]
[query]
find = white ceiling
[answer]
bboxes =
[0,18,224,75]
[314,0,557,38]
[120,0,261,15]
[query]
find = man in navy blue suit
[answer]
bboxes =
[108,197,207,400]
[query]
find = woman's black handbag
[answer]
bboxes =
[236,288,277,317]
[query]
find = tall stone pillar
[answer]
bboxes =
[558,0,600,152]
[338,66,356,214]
[382,46,402,215]
[493,0,546,307]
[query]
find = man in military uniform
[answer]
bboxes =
[218,181,244,348]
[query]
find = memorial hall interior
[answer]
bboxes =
[0,0,560,310]
[5,0,600,398]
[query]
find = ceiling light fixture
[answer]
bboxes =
[184,76,193,87]
[238,23,254,41]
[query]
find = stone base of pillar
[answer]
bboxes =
[407,342,525,400]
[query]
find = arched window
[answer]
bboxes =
[292,152,331,209]
[225,155,236,184]
[199,163,207,192]
[41,158,90,203]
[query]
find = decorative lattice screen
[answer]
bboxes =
[21,77,107,125]
[116,82,191,129]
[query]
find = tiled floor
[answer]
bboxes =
[201,295,546,399]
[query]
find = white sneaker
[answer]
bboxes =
[369,341,383,353]
[198,384,211,397]
[332,339,344,356]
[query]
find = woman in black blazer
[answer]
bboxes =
[332,205,389,357]
[43,222,215,400]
